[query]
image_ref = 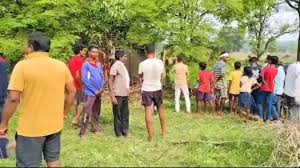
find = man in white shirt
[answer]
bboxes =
[283,61,300,122]
[138,44,167,142]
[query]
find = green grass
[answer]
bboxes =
[0,98,277,167]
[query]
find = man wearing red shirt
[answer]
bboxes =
[257,56,278,121]
[68,44,87,125]
[197,62,216,115]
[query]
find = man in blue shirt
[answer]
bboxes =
[0,52,8,122]
[79,45,105,138]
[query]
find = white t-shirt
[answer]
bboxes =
[284,62,300,97]
[138,58,164,91]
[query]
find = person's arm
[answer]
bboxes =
[98,66,105,94]
[251,79,261,91]
[64,67,76,119]
[138,63,143,83]
[82,62,98,95]
[294,76,300,105]
[0,91,21,135]
[64,81,76,119]
[108,65,118,104]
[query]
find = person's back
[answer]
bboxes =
[139,58,164,92]
[174,62,188,87]
[229,70,242,94]
[261,65,278,92]
[10,52,72,136]
[198,70,214,93]
[284,62,300,97]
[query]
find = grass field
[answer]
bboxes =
[0,96,277,167]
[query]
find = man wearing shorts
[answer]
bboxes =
[68,44,87,125]
[213,52,229,113]
[0,32,76,167]
[138,44,167,142]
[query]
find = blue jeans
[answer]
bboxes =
[257,91,273,121]
[272,94,281,119]
[0,99,4,122]
[251,90,260,116]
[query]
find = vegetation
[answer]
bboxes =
[0,98,277,167]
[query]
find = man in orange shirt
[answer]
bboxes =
[0,32,76,167]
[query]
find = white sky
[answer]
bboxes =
[275,3,298,41]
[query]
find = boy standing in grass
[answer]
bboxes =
[197,62,216,115]
[0,32,76,167]
[228,62,242,115]
[80,45,105,138]
[138,44,167,142]
[238,66,260,120]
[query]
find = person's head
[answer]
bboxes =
[27,32,51,54]
[270,55,278,65]
[266,55,272,64]
[249,56,258,67]
[88,44,100,59]
[244,66,253,78]
[115,50,128,64]
[199,62,206,70]
[234,61,241,70]
[0,52,3,58]
[177,53,184,63]
[219,51,229,63]
[73,44,87,57]
[145,44,155,58]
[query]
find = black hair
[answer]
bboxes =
[199,62,207,70]
[0,52,3,57]
[88,44,99,52]
[145,44,155,54]
[249,57,258,63]
[267,55,272,61]
[244,66,253,78]
[177,53,184,63]
[234,61,241,70]
[220,51,227,55]
[270,56,279,65]
[28,32,51,52]
[115,50,126,60]
[73,44,85,55]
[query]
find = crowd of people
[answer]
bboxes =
[0,31,299,167]
[173,52,300,123]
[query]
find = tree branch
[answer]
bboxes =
[264,28,298,52]
[285,0,299,11]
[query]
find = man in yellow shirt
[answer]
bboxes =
[228,61,242,115]
[0,32,76,167]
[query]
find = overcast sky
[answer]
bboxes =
[275,3,298,42]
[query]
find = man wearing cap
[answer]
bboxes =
[109,50,130,138]
[213,52,229,114]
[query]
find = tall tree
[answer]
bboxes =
[242,0,297,59]
[285,0,300,61]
